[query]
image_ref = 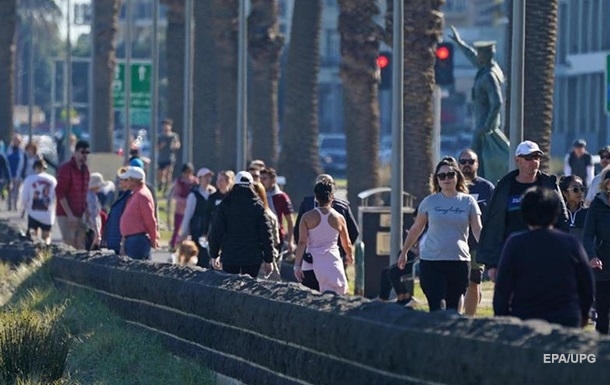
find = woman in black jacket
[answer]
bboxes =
[209,171,276,278]
[583,169,610,334]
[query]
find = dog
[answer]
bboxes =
[177,240,199,266]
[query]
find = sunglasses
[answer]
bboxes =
[520,154,541,161]
[79,150,91,155]
[436,171,456,180]
[568,186,587,193]
[459,159,475,165]
[600,155,610,160]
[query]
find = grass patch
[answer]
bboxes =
[0,252,214,385]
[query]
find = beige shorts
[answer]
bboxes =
[57,216,88,250]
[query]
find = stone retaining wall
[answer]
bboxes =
[47,251,610,385]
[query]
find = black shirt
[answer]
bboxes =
[504,178,539,239]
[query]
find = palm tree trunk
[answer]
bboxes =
[212,0,238,171]
[401,0,444,203]
[338,0,382,209]
[0,0,17,144]
[279,0,322,206]
[193,0,218,168]
[163,0,185,172]
[248,0,284,169]
[504,0,558,170]
[92,0,120,152]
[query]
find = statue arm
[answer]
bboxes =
[449,26,479,67]
[482,73,503,131]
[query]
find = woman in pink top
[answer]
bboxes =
[170,163,197,249]
[294,181,353,294]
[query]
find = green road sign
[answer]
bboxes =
[112,62,152,109]
[606,54,610,114]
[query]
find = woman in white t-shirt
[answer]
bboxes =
[397,157,482,312]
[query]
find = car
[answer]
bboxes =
[319,133,347,176]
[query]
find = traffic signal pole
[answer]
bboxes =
[236,0,248,171]
[509,0,525,170]
[390,0,404,265]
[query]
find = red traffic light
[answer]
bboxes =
[436,46,450,60]
[377,55,390,69]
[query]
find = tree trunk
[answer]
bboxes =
[392,0,444,204]
[338,0,382,210]
[163,0,185,172]
[0,0,17,144]
[504,0,558,171]
[248,0,284,169]
[92,0,120,152]
[193,0,218,168]
[279,0,322,206]
[212,0,239,171]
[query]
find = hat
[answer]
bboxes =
[196,167,214,178]
[235,171,254,185]
[89,172,110,190]
[473,41,496,52]
[573,139,587,147]
[118,166,145,180]
[515,141,544,157]
[598,146,610,156]
[129,157,145,169]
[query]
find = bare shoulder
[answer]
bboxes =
[302,208,321,227]
[328,208,346,228]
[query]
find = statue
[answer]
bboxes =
[449,26,508,182]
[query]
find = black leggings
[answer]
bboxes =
[419,260,470,312]
[595,280,610,334]
[223,263,261,279]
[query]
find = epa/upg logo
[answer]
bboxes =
[543,354,596,363]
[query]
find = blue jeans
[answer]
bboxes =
[124,233,151,260]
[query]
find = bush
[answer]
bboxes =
[0,307,71,385]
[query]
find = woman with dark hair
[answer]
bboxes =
[293,181,354,294]
[495,187,594,328]
[397,157,482,312]
[559,175,588,241]
[169,163,197,249]
[583,169,610,334]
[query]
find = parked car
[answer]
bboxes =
[319,133,347,176]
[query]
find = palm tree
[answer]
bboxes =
[212,0,238,171]
[247,0,284,168]
[385,0,444,204]
[161,0,185,171]
[0,0,17,144]
[338,0,382,210]
[193,0,218,168]
[279,0,322,205]
[505,0,558,170]
[92,0,120,152]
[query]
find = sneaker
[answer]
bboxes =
[405,297,421,308]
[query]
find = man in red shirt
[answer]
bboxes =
[119,166,158,260]
[260,167,295,253]
[55,140,90,249]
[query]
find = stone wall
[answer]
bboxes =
[46,250,610,385]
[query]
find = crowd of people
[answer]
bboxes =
[3,124,610,334]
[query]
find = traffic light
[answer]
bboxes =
[377,51,392,90]
[435,42,454,86]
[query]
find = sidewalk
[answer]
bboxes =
[0,209,171,263]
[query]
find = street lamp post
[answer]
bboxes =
[65,0,73,161]
[182,0,194,164]
[509,0,525,169]
[236,0,248,171]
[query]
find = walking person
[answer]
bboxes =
[6,134,25,211]
[119,167,158,260]
[397,157,482,312]
[564,139,594,187]
[253,181,281,280]
[583,168,610,334]
[204,170,235,236]
[156,118,181,193]
[209,171,275,278]
[478,141,569,281]
[84,173,111,250]
[0,149,11,204]
[177,167,216,268]
[559,175,588,241]
[293,180,354,295]
[585,145,610,206]
[457,149,495,316]
[294,174,359,291]
[20,159,56,244]
[260,167,296,254]
[494,187,594,328]
[169,163,197,250]
[55,140,91,249]
[101,167,132,254]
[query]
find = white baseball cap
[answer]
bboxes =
[235,171,254,185]
[118,166,145,180]
[196,167,214,178]
[515,141,543,157]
